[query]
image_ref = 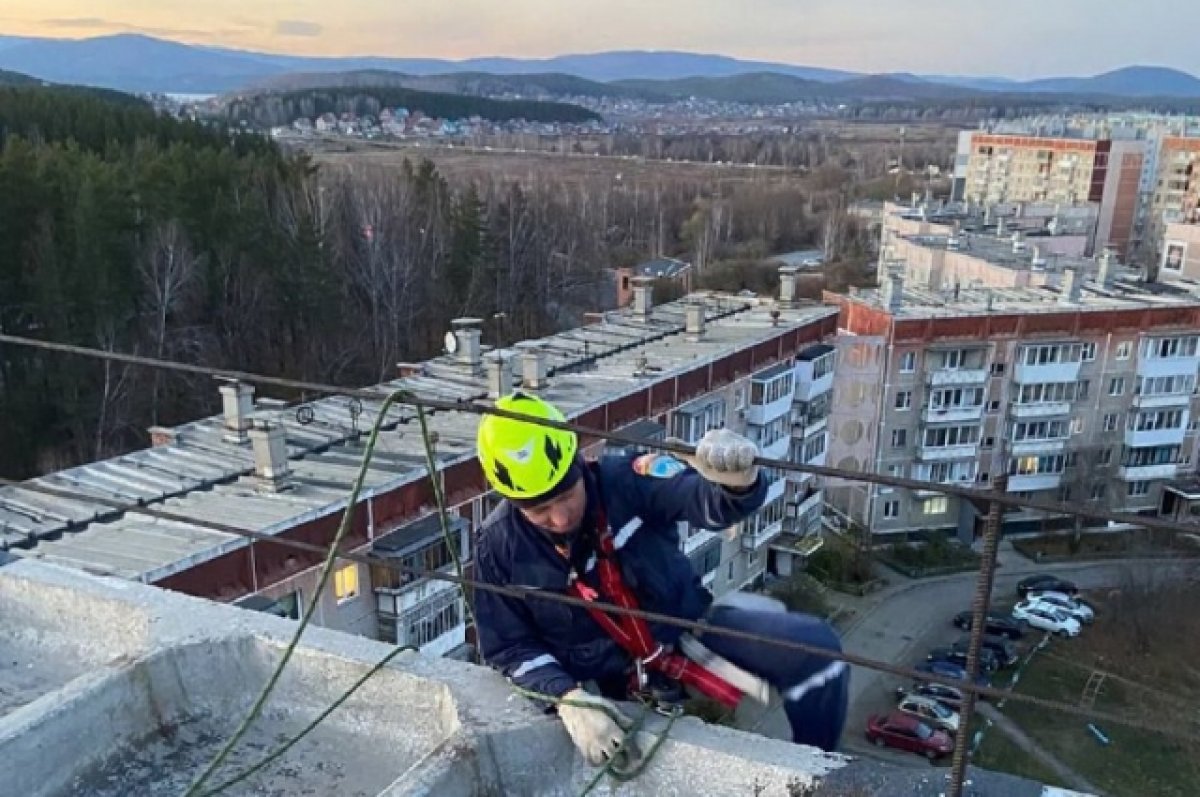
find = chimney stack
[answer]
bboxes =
[778,264,800,307]
[486,353,513,399]
[684,300,706,339]
[1058,268,1082,304]
[249,420,292,493]
[630,276,654,321]
[516,343,549,390]
[882,273,904,313]
[219,382,255,444]
[1098,248,1115,287]
[450,318,483,369]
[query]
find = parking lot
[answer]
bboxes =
[740,554,1197,771]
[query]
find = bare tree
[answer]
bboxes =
[139,220,199,425]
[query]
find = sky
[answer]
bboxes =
[3,0,1198,79]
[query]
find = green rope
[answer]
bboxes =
[200,645,418,796]
[182,390,404,797]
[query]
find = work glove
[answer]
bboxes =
[677,428,760,489]
[558,687,642,767]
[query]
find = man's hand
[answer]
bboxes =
[558,687,641,766]
[679,428,760,490]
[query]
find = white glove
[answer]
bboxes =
[679,428,760,489]
[558,687,640,766]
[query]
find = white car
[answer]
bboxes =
[1025,591,1095,624]
[896,694,961,735]
[1011,601,1081,637]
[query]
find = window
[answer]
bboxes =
[1143,336,1199,360]
[978,472,990,483]
[892,429,908,448]
[895,390,913,410]
[922,497,949,515]
[991,362,1006,376]
[1135,374,1195,397]
[983,436,995,448]
[886,463,906,477]
[1108,377,1126,396]
[1021,343,1082,366]
[883,500,900,519]
[1130,410,1184,431]
[802,433,827,462]
[1080,342,1097,361]
[399,589,462,647]
[1099,448,1112,465]
[939,350,970,369]
[929,387,984,411]
[1128,481,1151,498]
[1103,413,1119,432]
[1070,417,1085,435]
[1012,420,1070,441]
[1058,486,1073,502]
[734,387,746,411]
[1090,483,1107,501]
[811,352,835,381]
[1122,445,1180,467]
[988,400,1000,412]
[1116,341,1132,359]
[334,564,360,603]
[899,351,916,373]
[1065,452,1078,467]
[1014,382,1087,405]
[727,561,735,580]
[922,425,981,448]
[1009,454,1066,475]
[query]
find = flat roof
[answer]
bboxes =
[3,294,837,580]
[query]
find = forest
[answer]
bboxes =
[0,86,879,479]
[222,86,602,129]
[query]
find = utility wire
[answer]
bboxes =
[4,473,1198,745]
[2,330,1199,535]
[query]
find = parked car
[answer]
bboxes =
[952,610,1025,640]
[1011,601,1081,637]
[1017,574,1079,598]
[928,645,1000,674]
[896,682,966,711]
[1026,591,1095,624]
[896,694,961,735]
[865,710,955,761]
[915,659,991,691]
[954,635,1018,668]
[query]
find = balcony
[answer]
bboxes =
[915,474,978,498]
[1013,361,1082,384]
[918,443,978,462]
[922,405,985,424]
[927,368,989,387]
[1011,437,1070,456]
[1132,392,1193,409]
[1137,356,1200,379]
[1125,427,1188,449]
[794,370,834,402]
[745,393,793,427]
[1118,463,1179,481]
[763,477,787,507]
[1010,402,1072,419]
[762,436,791,461]
[1007,472,1063,492]
[741,518,785,551]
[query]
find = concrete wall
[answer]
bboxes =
[0,559,1087,797]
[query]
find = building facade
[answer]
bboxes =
[823,273,1200,542]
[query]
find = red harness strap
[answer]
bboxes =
[568,509,743,709]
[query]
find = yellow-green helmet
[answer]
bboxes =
[477,392,578,500]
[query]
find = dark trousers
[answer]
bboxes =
[700,605,850,752]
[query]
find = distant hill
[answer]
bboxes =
[0,68,42,87]
[223,85,602,128]
[612,72,978,104]
[241,69,670,102]
[1020,66,1200,97]
[1,33,1199,102]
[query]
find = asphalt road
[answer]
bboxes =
[740,554,1199,771]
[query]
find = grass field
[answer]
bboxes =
[977,617,1200,797]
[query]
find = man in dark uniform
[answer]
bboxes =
[473,391,849,766]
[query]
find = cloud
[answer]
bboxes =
[274,20,324,37]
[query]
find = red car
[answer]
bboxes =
[865,710,955,761]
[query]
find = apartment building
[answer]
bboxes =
[1161,221,1200,283]
[955,132,1145,257]
[823,269,1200,542]
[0,275,836,655]
[1147,137,1200,262]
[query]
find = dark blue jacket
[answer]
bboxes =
[473,453,768,699]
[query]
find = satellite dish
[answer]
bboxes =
[444,331,459,354]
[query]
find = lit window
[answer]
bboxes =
[922,497,949,515]
[335,564,360,603]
